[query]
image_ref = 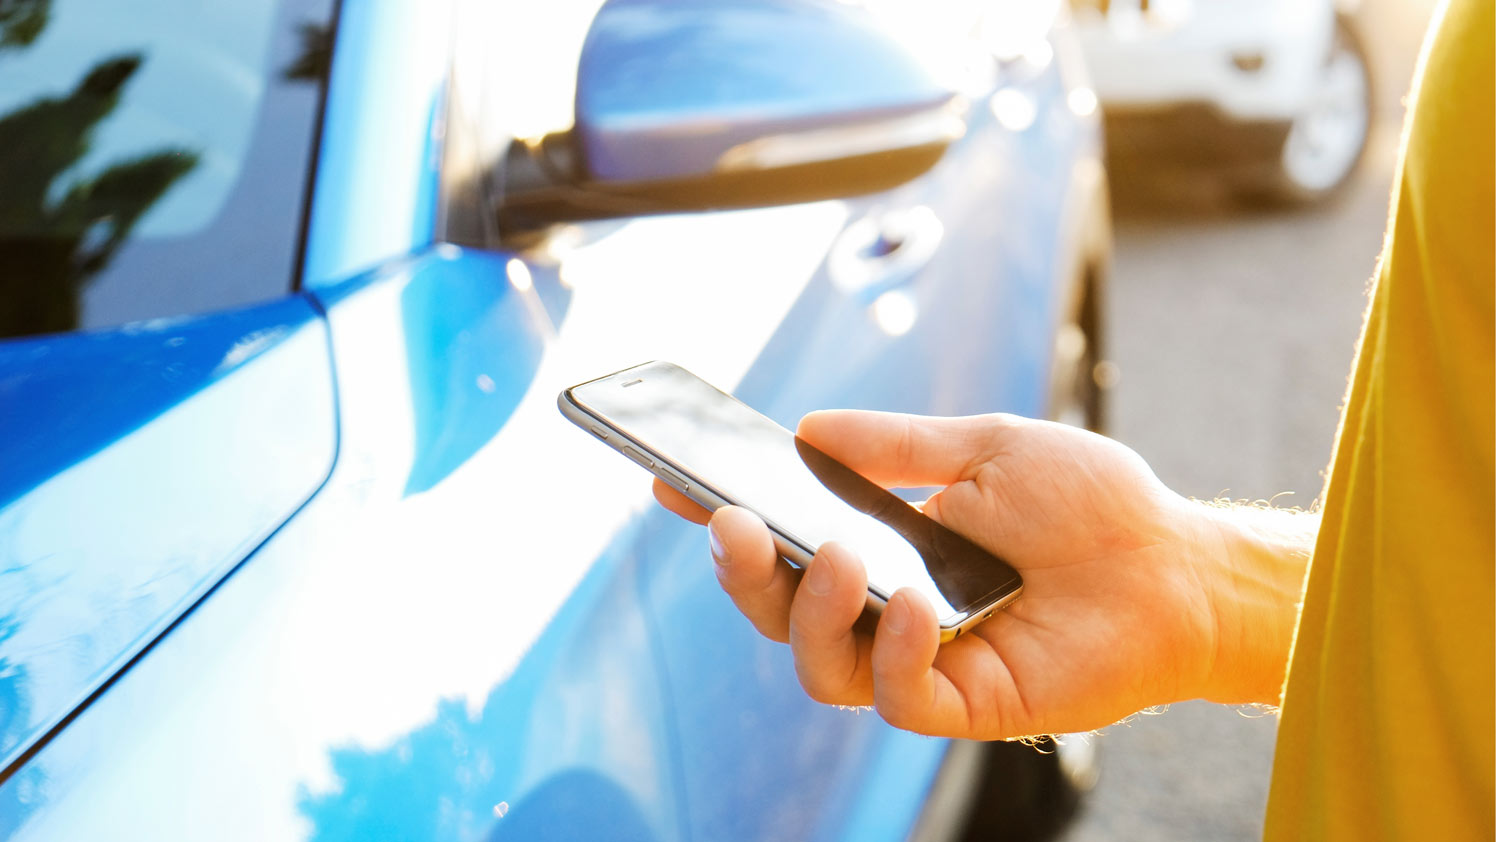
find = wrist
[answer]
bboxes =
[1190,502,1318,706]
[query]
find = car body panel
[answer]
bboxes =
[0,297,336,777]
[300,0,451,288]
[0,1,1106,839]
[0,250,675,841]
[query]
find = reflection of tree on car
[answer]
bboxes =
[283,21,333,83]
[0,0,333,342]
[0,47,197,338]
[0,0,49,49]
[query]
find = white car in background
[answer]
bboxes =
[1072,0,1372,202]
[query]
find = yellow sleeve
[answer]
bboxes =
[1264,0,1495,839]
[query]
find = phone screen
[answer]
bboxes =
[568,362,1021,624]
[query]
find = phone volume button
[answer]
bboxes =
[657,467,690,493]
[620,446,653,468]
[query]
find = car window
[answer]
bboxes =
[0,0,337,341]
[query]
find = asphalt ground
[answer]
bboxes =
[1055,3,1437,839]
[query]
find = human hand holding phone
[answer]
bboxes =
[654,409,1316,740]
[563,363,1023,639]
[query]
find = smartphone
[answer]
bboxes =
[559,361,1023,641]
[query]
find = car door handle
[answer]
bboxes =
[827,205,944,303]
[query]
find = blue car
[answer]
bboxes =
[0,0,1111,839]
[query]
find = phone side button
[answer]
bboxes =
[588,426,609,440]
[656,467,690,494]
[620,446,653,468]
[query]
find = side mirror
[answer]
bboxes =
[499,0,965,233]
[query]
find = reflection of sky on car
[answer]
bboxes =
[10,200,851,839]
[329,199,850,744]
[456,0,602,141]
[0,0,277,237]
[301,204,854,807]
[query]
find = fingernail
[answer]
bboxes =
[708,523,728,567]
[806,555,835,596]
[884,594,909,635]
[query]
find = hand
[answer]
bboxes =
[654,410,1310,740]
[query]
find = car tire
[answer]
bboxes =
[952,736,1096,842]
[1240,13,1374,205]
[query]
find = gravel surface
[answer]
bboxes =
[1055,3,1435,839]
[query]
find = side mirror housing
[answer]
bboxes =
[499,0,965,232]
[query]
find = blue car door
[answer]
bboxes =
[0,0,1099,839]
[0,3,691,839]
[0,299,337,775]
[0,0,339,797]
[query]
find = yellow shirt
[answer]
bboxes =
[1265,0,1495,839]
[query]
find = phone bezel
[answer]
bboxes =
[560,361,1023,641]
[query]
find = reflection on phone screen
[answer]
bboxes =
[572,362,1021,621]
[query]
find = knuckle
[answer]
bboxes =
[756,622,791,645]
[797,665,854,706]
[740,604,790,644]
[897,416,917,470]
[729,594,791,644]
[869,653,901,686]
[877,699,937,737]
[875,697,915,731]
[712,564,749,599]
[788,608,834,646]
[800,676,841,706]
[715,559,770,597]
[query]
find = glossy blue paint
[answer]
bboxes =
[300,0,452,288]
[817,730,951,842]
[0,247,680,841]
[0,2,1106,840]
[398,251,545,495]
[0,296,336,774]
[631,509,900,841]
[577,0,954,181]
[294,532,671,842]
[0,298,319,509]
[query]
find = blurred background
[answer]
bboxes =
[1060,0,1438,839]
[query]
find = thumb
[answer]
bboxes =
[797,409,1024,489]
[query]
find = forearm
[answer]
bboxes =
[1192,502,1319,706]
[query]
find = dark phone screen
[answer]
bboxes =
[572,362,1022,621]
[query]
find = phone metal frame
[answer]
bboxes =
[559,362,1022,641]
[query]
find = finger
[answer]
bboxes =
[709,506,801,643]
[652,478,711,525]
[871,588,974,737]
[797,410,1024,489]
[787,542,875,706]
